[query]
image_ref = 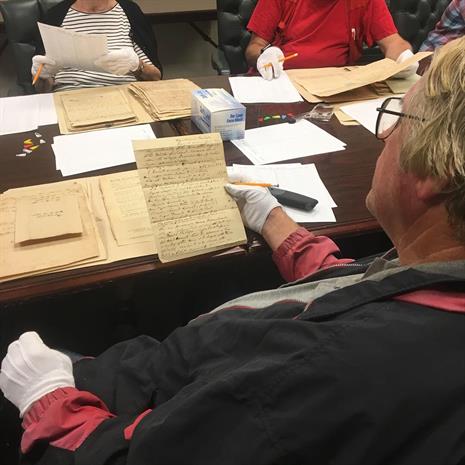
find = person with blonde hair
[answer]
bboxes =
[1,39,464,465]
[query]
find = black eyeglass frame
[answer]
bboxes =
[375,97,425,140]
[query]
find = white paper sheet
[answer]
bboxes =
[53,125,156,176]
[231,120,346,165]
[0,94,58,135]
[0,95,40,135]
[38,22,107,71]
[227,164,337,223]
[36,93,58,126]
[339,97,400,135]
[229,73,303,103]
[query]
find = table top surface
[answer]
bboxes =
[0,75,384,302]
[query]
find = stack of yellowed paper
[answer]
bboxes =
[54,85,153,134]
[60,88,137,130]
[128,79,200,121]
[54,78,200,134]
[134,133,247,263]
[0,171,156,282]
[287,51,431,105]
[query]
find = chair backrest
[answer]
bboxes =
[389,0,452,52]
[216,0,258,75]
[0,0,60,94]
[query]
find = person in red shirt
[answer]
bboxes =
[246,0,417,80]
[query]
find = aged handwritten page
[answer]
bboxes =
[54,85,153,134]
[99,171,153,246]
[0,175,156,283]
[60,88,136,128]
[0,183,100,279]
[133,133,246,262]
[15,193,82,244]
[128,79,200,121]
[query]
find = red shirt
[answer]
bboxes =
[247,0,398,68]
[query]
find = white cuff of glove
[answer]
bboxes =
[393,49,418,79]
[31,55,58,79]
[95,47,140,75]
[0,332,75,417]
[257,46,284,81]
[225,183,281,233]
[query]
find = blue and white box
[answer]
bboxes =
[191,88,246,141]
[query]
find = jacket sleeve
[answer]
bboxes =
[272,227,354,282]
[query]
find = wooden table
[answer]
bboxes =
[0,76,386,303]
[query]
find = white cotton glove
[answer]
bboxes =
[0,332,75,417]
[225,183,281,233]
[393,49,419,79]
[95,47,140,75]
[31,55,58,79]
[257,46,284,81]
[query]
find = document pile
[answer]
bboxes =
[60,87,136,131]
[0,171,156,283]
[54,79,200,134]
[52,125,156,176]
[133,133,247,263]
[231,119,346,165]
[228,164,337,223]
[287,51,430,104]
[128,79,200,121]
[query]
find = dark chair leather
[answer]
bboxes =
[215,0,451,74]
[0,0,60,95]
[216,0,257,75]
[389,0,451,52]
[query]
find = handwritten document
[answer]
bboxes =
[15,193,83,244]
[0,184,100,279]
[99,171,153,246]
[60,88,136,129]
[133,133,246,262]
[38,22,107,72]
[128,79,200,121]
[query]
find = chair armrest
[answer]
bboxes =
[211,49,231,76]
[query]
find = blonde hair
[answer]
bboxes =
[400,37,465,241]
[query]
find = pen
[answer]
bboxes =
[232,182,276,188]
[264,52,299,69]
[32,63,43,85]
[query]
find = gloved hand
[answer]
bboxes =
[95,47,140,75]
[257,46,284,81]
[393,49,419,79]
[31,55,58,79]
[225,183,281,233]
[0,332,75,417]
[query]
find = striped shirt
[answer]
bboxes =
[54,3,151,91]
[420,0,465,51]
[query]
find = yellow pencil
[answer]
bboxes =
[232,182,275,187]
[264,52,298,69]
[32,63,44,85]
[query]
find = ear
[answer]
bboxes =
[415,176,448,201]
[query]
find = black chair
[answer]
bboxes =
[213,0,257,75]
[390,0,452,51]
[0,0,60,95]
[213,0,451,74]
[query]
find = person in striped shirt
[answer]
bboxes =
[32,0,162,92]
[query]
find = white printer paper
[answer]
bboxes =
[38,22,107,72]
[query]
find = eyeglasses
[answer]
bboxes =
[375,97,425,140]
